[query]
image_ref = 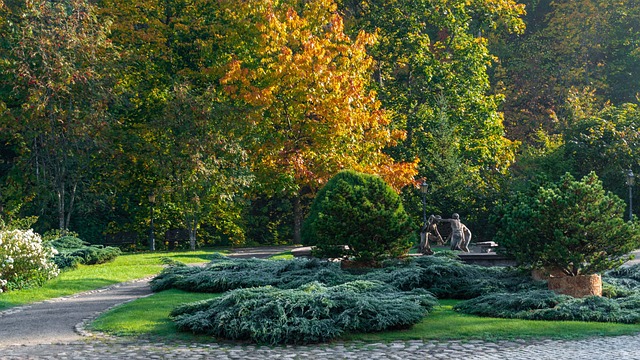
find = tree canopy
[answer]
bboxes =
[0,0,637,247]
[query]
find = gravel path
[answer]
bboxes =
[1,246,640,359]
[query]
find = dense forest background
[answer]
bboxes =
[0,0,638,247]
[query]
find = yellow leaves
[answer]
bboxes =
[217,0,418,191]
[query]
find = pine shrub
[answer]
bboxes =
[302,170,414,263]
[151,257,351,292]
[455,290,640,324]
[171,281,437,344]
[494,172,640,276]
[151,253,540,299]
[48,236,121,270]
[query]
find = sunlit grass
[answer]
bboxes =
[343,300,640,342]
[0,249,222,310]
[91,289,218,339]
[91,294,640,343]
[269,251,295,260]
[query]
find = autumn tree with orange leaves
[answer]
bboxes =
[217,0,417,243]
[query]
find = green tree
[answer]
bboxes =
[217,0,417,243]
[494,172,640,276]
[1,0,118,231]
[92,0,251,247]
[563,101,640,213]
[340,0,524,231]
[491,0,640,141]
[302,170,413,263]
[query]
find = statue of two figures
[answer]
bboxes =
[419,213,472,255]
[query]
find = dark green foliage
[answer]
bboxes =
[454,290,572,318]
[376,256,543,299]
[527,296,640,324]
[48,236,87,250]
[602,264,640,297]
[456,267,640,324]
[170,281,437,345]
[302,170,414,263]
[151,257,350,292]
[152,253,541,299]
[494,172,640,276]
[605,264,640,282]
[455,291,640,323]
[49,236,121,270]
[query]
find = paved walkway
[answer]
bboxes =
[1,246,640,359]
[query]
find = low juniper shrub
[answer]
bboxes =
[151,257,351,293]
[152,253,540,299]
[170,280,437,344]
[454,290,640,324]
[48,236,121,270]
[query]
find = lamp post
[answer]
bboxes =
[420,180,428,226]
[627,169,635,221]
[149,193,156,251]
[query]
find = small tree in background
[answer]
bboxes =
[494,172,640,276]
[302,170,414,263]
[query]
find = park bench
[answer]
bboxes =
[165,228,190,250]
[103,231,138,249]
[475,241,499,253]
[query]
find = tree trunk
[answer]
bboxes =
[293,194,302,244]
[57,184,65,230]
[189,216,197,251]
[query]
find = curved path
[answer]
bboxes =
[1,246,640,359]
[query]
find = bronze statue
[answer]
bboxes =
[439,213,472,252]
[419,215,444,255]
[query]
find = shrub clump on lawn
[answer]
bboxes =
[151,256,349,292]
[302,170,414,263]
[454,290,640,324]
[493,172,640,276]
[48,236,121,270]
[151,253,541,299]
[373,255,543,299]
[170,280,437,344]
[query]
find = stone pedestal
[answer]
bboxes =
[547,274,602,298]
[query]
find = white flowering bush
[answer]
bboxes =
[0,229,59,292]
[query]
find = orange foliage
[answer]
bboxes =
[219,0,417,193]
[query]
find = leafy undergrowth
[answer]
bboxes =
[171,280,436,345]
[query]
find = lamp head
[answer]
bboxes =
[420,180,428,194]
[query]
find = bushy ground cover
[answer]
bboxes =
[151,252,542,299]
[171,281,437,344]
[153,253,550,344]
[453,264,640,323]
[152,254,640,344]
[92,294,640,342]
[48,236,122,270]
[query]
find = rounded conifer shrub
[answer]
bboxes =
[302,170,413,263]
[494,172,640,276]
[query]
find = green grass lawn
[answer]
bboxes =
[91,289,218,340]
[91,293,640,343]
[0,249,222,310]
